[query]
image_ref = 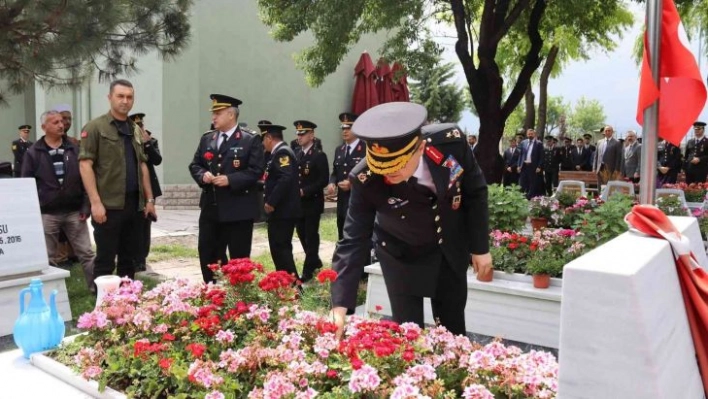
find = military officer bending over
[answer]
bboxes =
[330,102,492,337]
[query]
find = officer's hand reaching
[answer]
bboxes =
[329,306,347,340]
[471,253,493,281]
[326,183,336,195]
[203,172,214,184]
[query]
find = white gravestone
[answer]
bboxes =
[0,179,71,336]
[558,216,706,398]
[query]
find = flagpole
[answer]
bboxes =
[640,0,662,205]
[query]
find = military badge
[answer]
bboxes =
[304,168,310,175]
[442,155,464,189]
[452,129,461,138]
[279,156,290,167]
[358,172,368,183]
[233,159,240,168]
[12,145,17,151]
[452,195,462,210]
[424,146,444,165]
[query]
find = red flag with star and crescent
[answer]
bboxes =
[636,0,707,146]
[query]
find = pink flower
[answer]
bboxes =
[205,391,225,399]
[215,329,235,344]
[348,364,381,393]
[82,365,103,380]
[462,384,495,399]
[77,310,109,330]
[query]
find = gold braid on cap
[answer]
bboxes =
[365,136,421,174]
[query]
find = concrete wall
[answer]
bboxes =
[0,0,385,185]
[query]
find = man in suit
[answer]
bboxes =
[543,136,561,196]
[294,119,329,283]
[259,122,301,279]
[327,112,365,240]
[621,130,641,183]
[684,121,708,184]
[467,134,479,156]
[593,125,623,185]
[517,128,544,199]
[560,137,574,171]
[130,113,163,272]
[571,138,591,171]
[657,138,682,186]
[188,94,264,283]
[583,133,596,171]
[329,102,491,337]
[502,137,520,187]
[11,125,33,177]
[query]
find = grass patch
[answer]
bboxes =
[65,264,160,322]
[147,244,198,262]
[319,214,338,243]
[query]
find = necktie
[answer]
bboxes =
[345,145,351,159]
[218,133,228,151]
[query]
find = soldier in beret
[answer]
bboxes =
[684,121,708,184]
[293,119,329,283]
[330,102,491,337]
[188,94,265,283]
[327,112,365,240]
[258,122,301,279]
[11,125,32,177]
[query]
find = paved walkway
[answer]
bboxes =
[92,204,338,283]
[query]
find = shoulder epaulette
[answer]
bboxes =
[423,126,465,146]
[202,129,217,137]
[350,159,374,185]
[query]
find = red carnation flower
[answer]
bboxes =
[316,269,338,284]
[185,343,206,358]
[204,151,214,161]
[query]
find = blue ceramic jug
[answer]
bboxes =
[13,278,65,359]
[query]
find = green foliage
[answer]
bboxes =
[490,244,528,274]
[573,194,634,249]
[0,0,192,101]
[543,96,572,135]
[410,60,467,123]
[525,250,564,277]
[568,97,606,135]
[656,194,689,216]
[698,211,708,241]
[555,191,579,208]
[487,184,529,232]
[528,196,559,219]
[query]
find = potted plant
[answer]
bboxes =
[656,194,689,216]
[487,184,529,232]
[528,196,559,230]
[525,249,564,288]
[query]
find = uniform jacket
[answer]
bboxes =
[11,138,32,176]
[329,140,365,203]
[593,137,623,173]
[559,145,574,170]
[264,143,301,220]
[331,124,489,313]
[684,136,708,172]
[542,146,562,172]
[517,139,544,169]
[297,145,329,213]
[659,141,682,171]
[143,134,163,198]
[21,136,89,215]
[621,142,642,177]
[188,127,265,222]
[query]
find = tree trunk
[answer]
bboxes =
[537,44,559,139]
[524,84,536,133]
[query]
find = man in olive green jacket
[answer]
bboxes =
[79,79,157,285]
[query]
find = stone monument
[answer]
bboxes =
[0,179,71,336]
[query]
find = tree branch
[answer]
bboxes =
[449,0,476,79]
[493,0,531,44]
[501,0,546,119]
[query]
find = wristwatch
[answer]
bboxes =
[147,198,155,204]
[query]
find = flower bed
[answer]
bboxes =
[49,259,559,398]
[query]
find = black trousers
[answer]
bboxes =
[519,163,540,199]
[544,169,559,196]
[92,195,142,281]
[137,217,152,265]
[386,257,467,336]
[686,168,708,184]
[296,199,323,281]
[336,193,350,241]
[198,204,254,283]
[267,218,300,280]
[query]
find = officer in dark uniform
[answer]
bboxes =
[657,138,682,186]
[293,119,329,282]
[560,137,574,171]
[259,122,302,279]
[543,136,561,196]
[502,137,520,187]
[188,94,265,283]
[330,102,491,337]
[290,136,323,153]
[684,121,708,184]
[327,112,365,240]
[129,113,163,272]
[11,125,33,177]
[583,133,596,171]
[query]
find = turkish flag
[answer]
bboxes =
[636,0,707,146]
